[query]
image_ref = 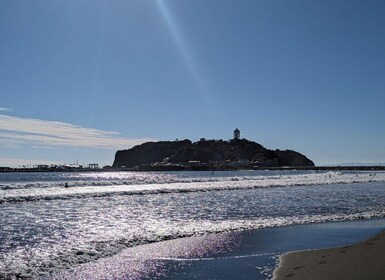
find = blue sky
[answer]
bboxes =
[1,0,385,167]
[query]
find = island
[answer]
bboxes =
[113,130,314,171]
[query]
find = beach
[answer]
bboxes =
[48,218,385,279]
[273,229,385,280]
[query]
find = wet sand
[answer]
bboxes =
[273,230,385,280]
[50,218,385,280]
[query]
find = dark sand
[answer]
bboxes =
[273,230,385,280]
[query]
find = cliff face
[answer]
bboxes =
[113,139,314,168]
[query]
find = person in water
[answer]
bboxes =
[64,183,69,188]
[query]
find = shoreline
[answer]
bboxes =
[272,230,385,280]
[49,218,385,280]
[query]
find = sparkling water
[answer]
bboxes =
[1,170,385,278]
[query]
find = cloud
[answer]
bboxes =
[0,107,11,112]
[0,114,154,149]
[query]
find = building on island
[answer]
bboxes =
[233,128,240,140]
[88,163,99,169]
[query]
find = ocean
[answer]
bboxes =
[1,170,385,279]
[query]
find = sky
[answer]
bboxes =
[1,0,385,167]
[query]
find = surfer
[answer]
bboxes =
[64,183,69,188]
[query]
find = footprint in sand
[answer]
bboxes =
[367,242,375,245]
[338,250,346,254]
[321,254,330,258]
[318,260,328,265]
[285,272,296,278]
[294,266,306,270]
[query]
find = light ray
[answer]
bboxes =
[154,0,210,98]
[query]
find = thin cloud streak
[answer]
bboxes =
[0,107,11,112]
[0,114,154,149]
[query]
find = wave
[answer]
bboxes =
[2,170,385,279]
[0,177,256,191]
[0,173,270,190]
[1,171,384,204]
[2,211,385,280]
[0,170,335,190]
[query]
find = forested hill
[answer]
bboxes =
[113,139,314,169]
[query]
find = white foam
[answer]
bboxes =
[1,171,384,203]
[2,170,385,279]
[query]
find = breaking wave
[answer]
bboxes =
[1,171,384,204]
[2,170,385,279]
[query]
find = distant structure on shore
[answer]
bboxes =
[233,128,240,140]
[0,162,108,173]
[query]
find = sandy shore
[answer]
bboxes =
[47,219,385,279]
[273,230,385,280]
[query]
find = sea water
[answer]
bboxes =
[1,170,385,279]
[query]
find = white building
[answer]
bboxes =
[233,128,240,140]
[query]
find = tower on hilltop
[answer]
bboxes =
[233,128,240,140]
